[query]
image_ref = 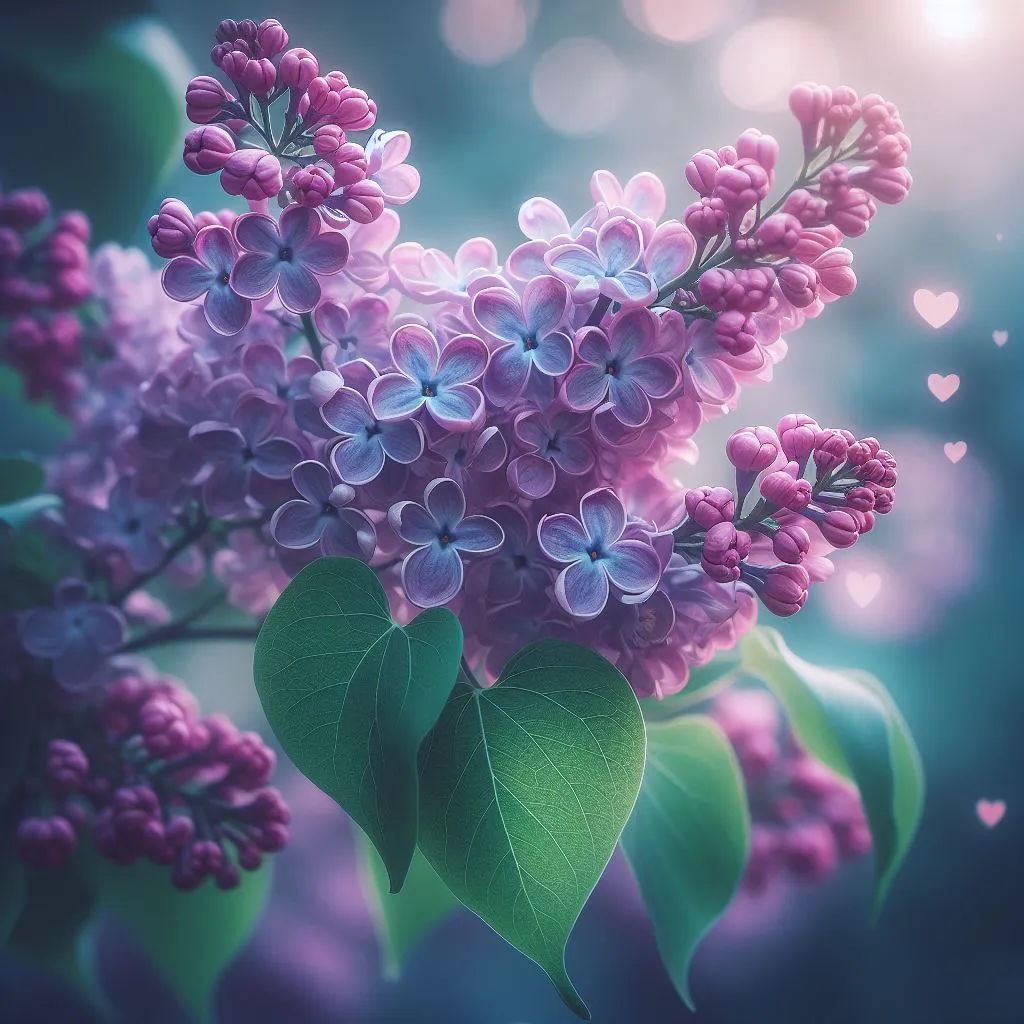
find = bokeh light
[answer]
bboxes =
[440,0,530,66]
[621,0,743,43]
[922,0,988,39]
[717,17,839,112]
[530,36,628,135]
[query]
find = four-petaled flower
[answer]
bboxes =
[270,460,376,559]
[162,225,251,336]
[563,307,680,427]
[507,409,594,500]
[230,205,349,313]
[388,477,504,607]
[368,325,488,431]
[19,579,127,691]
[538,488,662,619]
[472,275,574,406]
[189,392,303,518]
[545,216,656,306]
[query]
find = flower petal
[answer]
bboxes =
[271,499,326,549]
[426,383,482,431]
[533,329,574,377]
[189,422,245,460]
[629,354,681,399]
[299,231,350,276]
[424,477,466,529]
[18,608,68,657]
[53,636,108,691]
[580,488,626,547]
[523,275,570,337]
[550,435,594,476]
[203,463,251,517]
[162,256,214,302]
[555,559,609,619]
[602,269,656,306]
[483,343,530,407]
[204,284,251,336]
[472,287,526,345]
[605,539,663,594]
[546,243,603,281]
[437,334,489,387]
[331,436,385,485]
[506,453,556,500]
[454,515,504,554]
[322,386,375,436]
[388,500,439,546]
[233,212,281,255]
[623,172,667,220]
[194,225,238,273]
[518,197,571,241]
[322,509,377,560]
[242,342,288,393]
[390,324,440,382]
[291,459,333,503]
[277,263,321,313]
[596,216,642,275]
[401,542,464,608]
[562,363,609,412]
[506,240,551,282]
[252,437,302,479]
[608,375,652,428]
[645,220,696,286]
[470,426,507,472]
[379,419,425,464]
[368,372,425,421]
[576,325,612,366]
[279,205,320,249]
[230,252,280,299]
[235,392,284,446]
[537,513,589,563]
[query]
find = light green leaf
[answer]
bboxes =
[640,647,741,722]
[0,456,44,505]
[85,853,272,1024]
[0,493,61,536]
[418,640,646,1020]
[253,557,463,892]
[740,626,923,916]
[619,715,749,1009]
[355,829,462,979]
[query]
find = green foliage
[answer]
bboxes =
[83,853,272,1024]
[355,828,462,979]
[740,626,924,916]
[253,557,463,891]
[620,715,750,1009]
[0,456,44,504]
[0,494,61,539]
[417,640,646,1020]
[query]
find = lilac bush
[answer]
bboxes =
[0,16,922,1021]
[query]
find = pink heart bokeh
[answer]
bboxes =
[944,442,967,464]
[976,799,1006,828]
[913,288,959,329]
[993,330,1009,347]
[845,571,882,608]
[928,373,960,402]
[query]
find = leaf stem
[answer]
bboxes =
[300,312,324,367]
[121,624,260,654]
[459,654,483,689]
[111,511,209,606]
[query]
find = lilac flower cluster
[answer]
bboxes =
[711,688,871,891]
[14,665,289,891]
[0,186,91,411]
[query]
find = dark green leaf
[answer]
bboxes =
[418,640,646,1020]
[740,626,923,916]
[640,647,741,722]
[619,715,750,1009]
[0,813,28,946]
[253,557,463,891]
[0,457,44,505]
[85,852,272,1024]
[354,829,462,979]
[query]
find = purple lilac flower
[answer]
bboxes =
[538,488,662,620]
[189,393,303,518]
[506,408,594,500]
[545,216,656,306]
[270,460,376,560]
[470,503,551,604]
[367,325,488,431]
[388,478,503,608]
[241,342,322,435]
[161,225,251,335]
[562,307,680,427]
[472,275,573,407]
[313,296,391,365]
[19,579,127,691]
[321,386,424,485]
[428,426,507,489]
[364,129,420,205]
[230,206,349,314]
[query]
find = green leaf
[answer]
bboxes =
[0,493,61,536]
[253,557,463,892]
[85,853,272,1024]
[640,647,741,722]
[417,640,646,1020]
[619,715,750,1009]
[354,829,462,979]
[740,626,924,917]
[0,813,28,946]
[0,457,44,505]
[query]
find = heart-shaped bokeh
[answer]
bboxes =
[845,571,882,608]
[976,799,1006,828]
[928,373,960,402]
[913,289,959,329]
[944,441,967,464]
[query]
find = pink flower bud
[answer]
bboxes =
[186,75,235,124]
[256,19,289,57]
[727,425,780,473]
[684,486,735,529]
[57,211,90,243]
[823,86,860,143]
[752,213,801,255]
[220,150,283,200]
[698,267,775,314]
[327,141,368,187]
[0,188,50,229]
[817,508,860,548]
[333,179,384,224]
[788,82,832,152]
[849,164,912,204]
[182,125,236,175]
[51,269,91,307]
[241,57,278,99]
[336,87,378,132]
[757,564,810,616]
[714,310,758,356]
[812,428,851,475]
[844,486,876,513]
[735,128,779,175]
[818,163,849,200]
[302,71,350,120]
[846,437,880,465]
[812,246,856,298]
[700,522,751,583]
[828,187,876,237]
[683,196,728,240]
[290,165,334,208]
[781,189,828,228]
[279,47,319,90]
[760,462,811,509]
[772,524,811,564]
[784,821,838,881]
[684,149,725,197]
[777,262,820,308]
[714,159,771,220]
[312,123,345,159]
[870,486,895,514]
[871,132,911,168]
[777,413,820,462]
[147,198,197,259]
[216,48,251,84]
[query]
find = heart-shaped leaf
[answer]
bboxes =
[417,640,646,1020]
[740,627,924,917]
[354,829,462,979]
[253,557,463,891]
[619,714,749,1009]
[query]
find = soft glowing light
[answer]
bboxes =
[717,18,839,112]
[440,0,529,66]
[922,0,988,39]
[621,0,742,43]
[530,37,627,136]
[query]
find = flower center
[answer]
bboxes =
[124,517,141,535]
[279,246,293,263]
[439,532,452,546]
[512,554,529,570]
[422,383,436,398]
[604,360,619,377]
[523,335,538,351]
[589,548,601,561]
[365,422,382,439]
[219,271,230,286]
